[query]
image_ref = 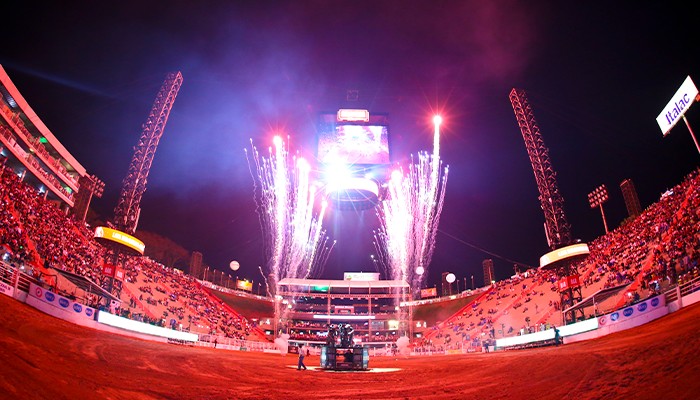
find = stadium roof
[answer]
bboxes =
[51,267,121,303]
[563,283,629,315]
[277,278,409,289]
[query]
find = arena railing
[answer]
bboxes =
[665,273,700,304]
[0,260,42,294]
[196,334,278,352]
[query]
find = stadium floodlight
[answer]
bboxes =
[588,184,610,234]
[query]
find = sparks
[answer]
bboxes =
[374,116,449,293]
[245,137,332,285]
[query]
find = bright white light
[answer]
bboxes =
[415,266,425,275]
[297,157,309,172]
[433,115,442,126]
[324,162,352,185]
[97,312,197,342]
[312,314,376,320]
[446,273,456,283]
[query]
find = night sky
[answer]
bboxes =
[3,1,698,289]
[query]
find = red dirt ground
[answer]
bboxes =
[1,294,698,400]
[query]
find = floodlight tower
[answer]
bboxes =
[588,184,610,234]
[510,88,588,326]
[509,88,571,250]
[113,71,183,234]
[99,72,182,298]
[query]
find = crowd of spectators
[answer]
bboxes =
[3,157,699,350]
[0,164,263,342]
[421,168,700,351]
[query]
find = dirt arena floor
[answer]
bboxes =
[1,294,699,400]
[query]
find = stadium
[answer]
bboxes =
[2,58,700,398]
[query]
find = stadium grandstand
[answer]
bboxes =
[2,157,700,352]
[0,65,102,218]
[2,137,700,354]
[0,65,266,346]
[1,62,699,357]
[418,168,700,352]
[275,276,410,350]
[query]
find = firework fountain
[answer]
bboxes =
[246,136,334,333]
[374,116,449,297]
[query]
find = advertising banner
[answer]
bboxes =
[420,288,437,298]
[0,280,14,297]
[566,275,581,288]
[598,295,666,328]
[28,283,96,321]
[236,280,253,292]
[657,76,698,135]
[115,267,125,281]
[103,263,116,277]
[94,226,145,254]
[558,278,569,291]
[343,272,380,281]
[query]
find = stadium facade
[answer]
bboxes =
[0,64,99,217]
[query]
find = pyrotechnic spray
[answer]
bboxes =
[374,116,449,332]
[245,136,333,333]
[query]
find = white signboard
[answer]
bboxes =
[657,76,698,136]
[343,272,380,281]
[0,280,14,297]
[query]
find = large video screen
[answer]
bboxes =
[318,124,390,165]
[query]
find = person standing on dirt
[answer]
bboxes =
[297,343,307,370]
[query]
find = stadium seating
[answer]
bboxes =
[419,169,700,352]
[0,165,262,342]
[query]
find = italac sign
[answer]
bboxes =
[94,226,145,254]
[656,76,698,136]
